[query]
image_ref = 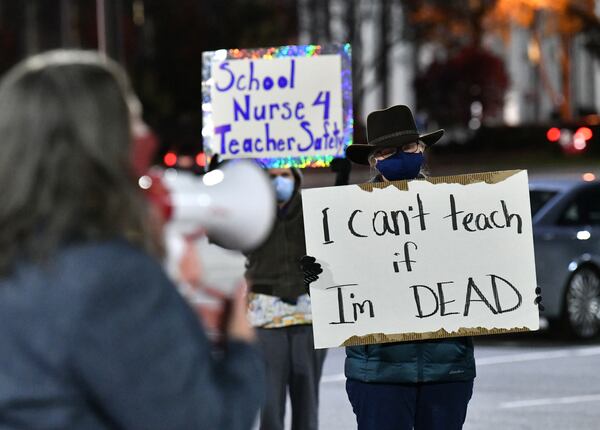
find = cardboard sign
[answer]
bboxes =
[202,44,353,168]
[302,170,540,349]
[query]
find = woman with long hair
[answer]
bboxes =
[0,50,263,429]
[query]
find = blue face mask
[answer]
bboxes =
[376,151,424,181]
[272,176,295,203]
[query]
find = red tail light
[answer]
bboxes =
[546,127,561,142]
[163,152,177,167]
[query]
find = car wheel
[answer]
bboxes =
[564,267,600,339]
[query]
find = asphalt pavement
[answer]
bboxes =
[318,334,600,430]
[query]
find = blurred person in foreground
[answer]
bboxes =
[302,105,475,430]
[0,50,263,430]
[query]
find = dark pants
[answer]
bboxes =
[346,379,473,430]
[257,325,327,430]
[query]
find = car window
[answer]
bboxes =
[529,190,557,216]
[557,186,600,226]
[559,202,581,225]
[587,189,600,225]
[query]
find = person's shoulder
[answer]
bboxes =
[58,239,174,309]
[62,239,151,265]
[59,239,163,284]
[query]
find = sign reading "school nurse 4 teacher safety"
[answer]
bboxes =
[302,170,540,349]
[202,44,353,168]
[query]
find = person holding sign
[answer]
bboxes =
[303,105,475,430]
[245,161,351,430]
[245,166,325,430]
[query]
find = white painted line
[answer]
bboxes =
[500,394,600,409]
[574,346,600,356]
[321,373,346,383]
[477,345,600,366]
[477,350,571,365]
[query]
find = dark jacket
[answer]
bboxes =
[345,173,476,384]
[345,338,475,383]
[0,240,265,430]
[244,169,306,302]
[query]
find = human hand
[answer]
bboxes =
[207,153,222,172]
[300,255,323,295]
[535,286,544,311]
[178,236,204,290]
[225,281,256,343]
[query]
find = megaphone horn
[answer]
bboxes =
[169,160,276,252]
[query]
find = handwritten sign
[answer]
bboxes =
[302,170,540,349]
[202,44,352,168]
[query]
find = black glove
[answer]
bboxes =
[206,153,223,172]
[331,157,351,186]
[300,255,323,295]
[535,286,544,311]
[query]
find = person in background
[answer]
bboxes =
[245,163,344,430]
[0,50,263,430]
[303,105,475,430]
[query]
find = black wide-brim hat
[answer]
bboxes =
[346,105,444,165]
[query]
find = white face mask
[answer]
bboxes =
[272,176,295,203]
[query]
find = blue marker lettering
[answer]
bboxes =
[313,90,331,120]
[298,121,314,152]
[269,103,280,118]
[333,122,342,149]
[236,73,246,91]
[287,137,295,151]
[265,123,277,151]
[314,135,322,150]
[254,104,266,121]
[229,138,240,154]
[281,102,292,120]
[333,121,344,152]
[295,102,305,119]
[215,62,235,92]
[248,61,260,91]
[243,138,253,153]
[233,95,250,121]
[214,124,232,153]
[263,76,274,91]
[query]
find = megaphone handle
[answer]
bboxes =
[218,299,233,347]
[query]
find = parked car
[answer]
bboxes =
[530,178,600,339]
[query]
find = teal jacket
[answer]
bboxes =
[345,337,476,383]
